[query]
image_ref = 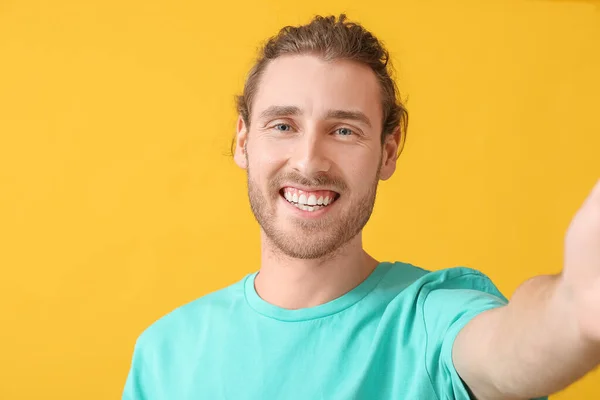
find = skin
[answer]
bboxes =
[234,54,399,309]
[234,53,600,398]
[453,180,600,399]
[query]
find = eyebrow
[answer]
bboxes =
[258,105,302,120]
[325,109,372,128]
[258,105,372,128]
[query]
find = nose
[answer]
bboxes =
[289,129,331,177]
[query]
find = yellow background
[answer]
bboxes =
[1,0,599,398]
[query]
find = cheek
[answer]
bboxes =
[248,138,288,167]
[335,148,381,187]
[249,156,284,182]
[247,143,286,189]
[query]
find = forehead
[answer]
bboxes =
[251,55,382,126]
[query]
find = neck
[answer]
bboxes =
[254,231,380,309]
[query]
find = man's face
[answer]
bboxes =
[235,55,398,259]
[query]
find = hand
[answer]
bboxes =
[562,179,600,342]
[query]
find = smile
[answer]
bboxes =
[280,187,340,212]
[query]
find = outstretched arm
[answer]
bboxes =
[453,179,600,399]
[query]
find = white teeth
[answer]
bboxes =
[283,189,337,210]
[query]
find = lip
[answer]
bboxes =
[278,191,338,219]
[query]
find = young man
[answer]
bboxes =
[123,15,600,400]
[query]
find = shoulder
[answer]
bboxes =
[380,262,508,321]
[383,261,505,298]
[382,262,503,295]
[382,263,509,398]
[417,265,507,305]
[134,274,250,351]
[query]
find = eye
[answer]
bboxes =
[273,123,293,132]
[335,127,354,136]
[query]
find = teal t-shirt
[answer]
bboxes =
[123,262,546,399]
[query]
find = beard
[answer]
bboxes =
[246,164,381,260]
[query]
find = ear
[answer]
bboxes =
[379,127,401,181]
[234,115,249,169]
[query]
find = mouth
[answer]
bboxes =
[279,187,341,212]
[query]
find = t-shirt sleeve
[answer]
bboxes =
[420,268,548,400]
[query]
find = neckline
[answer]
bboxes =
[243,262,393,322]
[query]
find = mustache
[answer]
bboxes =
[269,171,348,193]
